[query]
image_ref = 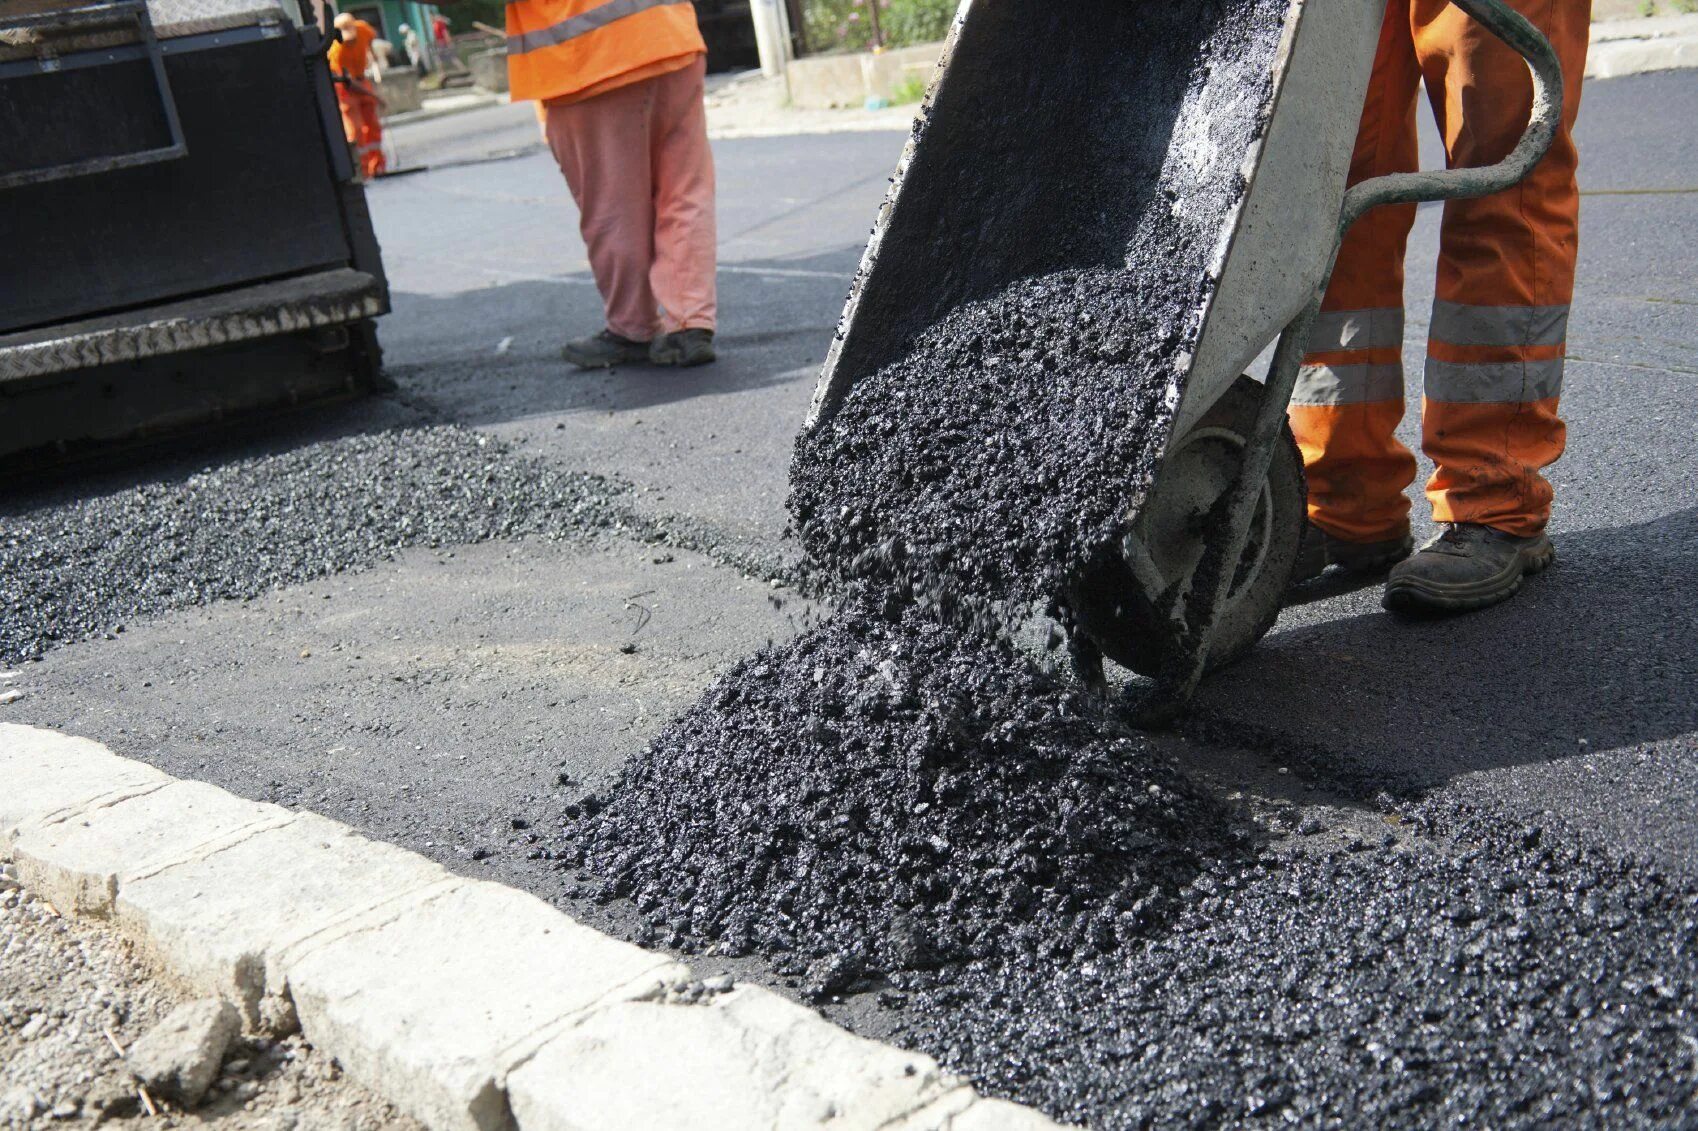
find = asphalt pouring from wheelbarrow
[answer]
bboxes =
[557,0,1698,1124]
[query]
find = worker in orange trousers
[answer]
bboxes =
[505,0,717,369]
[1291,0,1590,614]
[329,12,387,181]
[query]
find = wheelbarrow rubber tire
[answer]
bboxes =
[1069,376,1305,680]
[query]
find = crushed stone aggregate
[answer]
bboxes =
[570,601,1234,983]
[0,425,629,665]
[789,268,1176,610]
[892,804,1698,1129]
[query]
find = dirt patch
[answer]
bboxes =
[0,866,423,1130]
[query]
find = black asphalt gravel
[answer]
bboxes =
[0,426,626,665]
[896,800,1698,1129]
[790,269,1175,610]
[571,600,1231,992]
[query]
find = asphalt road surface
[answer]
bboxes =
[5,69,1697,1127]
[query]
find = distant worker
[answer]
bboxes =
[398,22,423,72]
[431,12,461,71]
[1290,0,1588,614]
[328,12,387,180]
[505,0,717,369]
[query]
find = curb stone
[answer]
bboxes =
[0,723,1063,1131]
[1588,15,1698,79]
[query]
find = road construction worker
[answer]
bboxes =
[329,12,387,181]
[1290,0,1589,614]
[504,0,718,369]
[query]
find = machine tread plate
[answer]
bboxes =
[0,268,386,382]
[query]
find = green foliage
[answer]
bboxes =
[801,0,954,54]
[889,74,928,104]
[437,0,505,34]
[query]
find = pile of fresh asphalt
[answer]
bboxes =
[546,0,1689,1122]
[899,804,1698,1128]
[569,601,1238,996]
[789,268,1173,610]
[0,425,626,664]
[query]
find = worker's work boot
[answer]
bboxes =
[562,330,650,369]
[1291,523,1413,585]
[1382,523,1554,614]
[650,328,717,367]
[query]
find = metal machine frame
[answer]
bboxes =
[0,0,187,188]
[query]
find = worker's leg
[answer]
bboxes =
[355,89,386,178]
[1412,0,1589,537]
[647,55,717,335]
[334,86,364,170]
[544,82,662,343]
[1289,0,1422,549]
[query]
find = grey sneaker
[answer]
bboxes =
[1382,523,1554,614]
[650,328,716,367]
[1291,522,1414,585]
[562,330,650,369]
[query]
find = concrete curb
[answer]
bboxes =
[1589,15,1698,79]
[1,723,1060,1131]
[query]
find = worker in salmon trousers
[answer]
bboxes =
[328,12,387,181]
[1291,0,1588,614]
[505,0,717,369]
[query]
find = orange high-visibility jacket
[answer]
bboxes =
[505,0,705,105]
[328,19,378,80]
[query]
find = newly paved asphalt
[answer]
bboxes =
[1197,70,1698,879]
[4,65,1695,1115]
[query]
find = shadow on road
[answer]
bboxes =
[381,249,860,430]
[1192,506,1698,793]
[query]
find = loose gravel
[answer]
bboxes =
[790,269,1175,610]
[570,601,1236,993]
[0,426,628,665]
[896,804,1698,1129]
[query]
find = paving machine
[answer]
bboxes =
[0,0,388,474]
[806,0,1561,720]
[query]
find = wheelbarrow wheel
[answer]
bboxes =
[1068,376,1305,680]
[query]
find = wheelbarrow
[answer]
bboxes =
[803,0,1562,721]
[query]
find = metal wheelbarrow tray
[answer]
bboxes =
[805,0,1560,719]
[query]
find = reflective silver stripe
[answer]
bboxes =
[507,0,680,54]
[1309,307,1404,353]
[1291,362,1404,406]
[1429,300,1569,348]
[1424,358,1564,404]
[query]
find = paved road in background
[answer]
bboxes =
[7,68,1696,1068]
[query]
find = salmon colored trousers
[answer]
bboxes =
[543,55,717,342]
[336,82,387,179]
[1290,0,1590,542]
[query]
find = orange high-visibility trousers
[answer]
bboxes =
[336,81,387,180]
[1289,0,1590,542]
[543,55,717,341]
